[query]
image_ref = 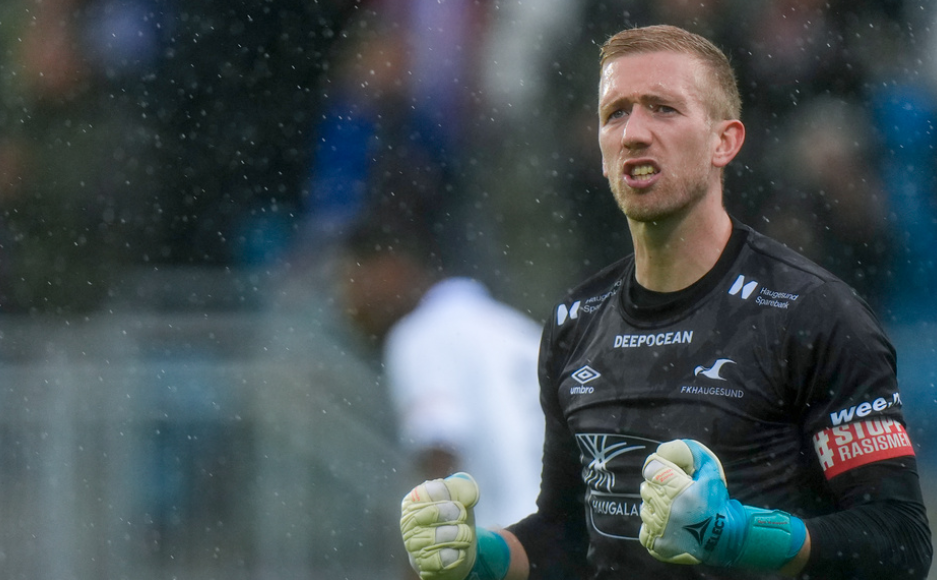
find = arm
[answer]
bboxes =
[503,319,590,580]
[801,457,932,579]
[787,285,932,578]
[639,440,932,579]
[781,533,810,576]
[498,529,530,580]
[783,459,932,580]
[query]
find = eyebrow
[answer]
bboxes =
[599,92,688,116]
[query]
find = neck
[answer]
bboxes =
[629,200,732,293]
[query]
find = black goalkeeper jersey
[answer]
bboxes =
[508,221,931,580]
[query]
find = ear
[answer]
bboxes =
[712,119,745,168]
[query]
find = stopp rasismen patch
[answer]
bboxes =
[812,419,915,480]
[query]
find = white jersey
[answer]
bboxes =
[385,277,544,527]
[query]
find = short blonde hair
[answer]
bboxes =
[599,25,741,121]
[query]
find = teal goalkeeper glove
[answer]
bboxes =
[400,473,511,580]
[639,439,807,570]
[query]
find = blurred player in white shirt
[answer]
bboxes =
[340,226,543,528]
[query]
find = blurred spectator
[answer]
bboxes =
[296,2,496,281]
[758,96,894,310]
[867,70,937,324]
[0,0,157,312]
[124,1,360,268]
[742,0,858,110]
[479,0,580,122]
[338,220,544,528]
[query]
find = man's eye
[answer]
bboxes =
[609,109,627,120]
[652,104,676,114]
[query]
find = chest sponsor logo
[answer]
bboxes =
[570,366,600,395]
[680,358,745,398]
[557,281,622,326]
[829,393,902,426]
[729,274,800,309]
[812,418,915,480]
[728,275,759,299]
[613,330,693,349]
[693,358,735,380]
[577,434,657,540]
[556,301,580,325]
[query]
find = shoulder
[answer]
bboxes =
[552,257,631,328]
[736,224,890,351]
[742,224,834,285]
[737,224,864,308]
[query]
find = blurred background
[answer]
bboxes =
[0,0,935,578]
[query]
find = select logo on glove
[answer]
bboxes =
[683,514,725,550]
[812,418,915,480]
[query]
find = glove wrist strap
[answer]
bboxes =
[733,505,807,570]
[468,528,510,580]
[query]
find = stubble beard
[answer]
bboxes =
[609,165,710,224]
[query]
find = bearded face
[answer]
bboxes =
[598,52,723,224]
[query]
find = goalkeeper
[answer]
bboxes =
[398,24,931,580]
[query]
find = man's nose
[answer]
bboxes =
[622,106,652,149]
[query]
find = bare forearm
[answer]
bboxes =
[496,529,530,580]
[779,530,811,576]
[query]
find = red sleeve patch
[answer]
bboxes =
[812,418,915,480]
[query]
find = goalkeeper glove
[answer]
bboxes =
[400,472,511,580]
[639,439,807,570]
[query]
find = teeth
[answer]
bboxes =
[630,164,658,179]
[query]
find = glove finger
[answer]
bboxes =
[437,547,461,569]
[638,523,653,550]
[683,440,728,485]
[436,501,463,522]
[403,479,451,509]
[412,547,466,577]
[435,524,460,543]
[403,473,479,509]
[402,477,475,520]
[403,525,439,553]
[403,521,474,552]
[642,454,693,498]
[440,472,479,509]
[407,523,476,573]
[639,481,653,506]
[638,482,665,519]
[639,499,664,531]
[411,546,465,576]
[639,473,686,537]
[651,440,694,474]
[402,501,468,536]
[639,485,670,532]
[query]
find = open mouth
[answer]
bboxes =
[629,164,659,181]
[623,160,660,186]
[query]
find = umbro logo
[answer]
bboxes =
[572,365,600,383]
[570,366,600,395]
[728,274,758,299]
